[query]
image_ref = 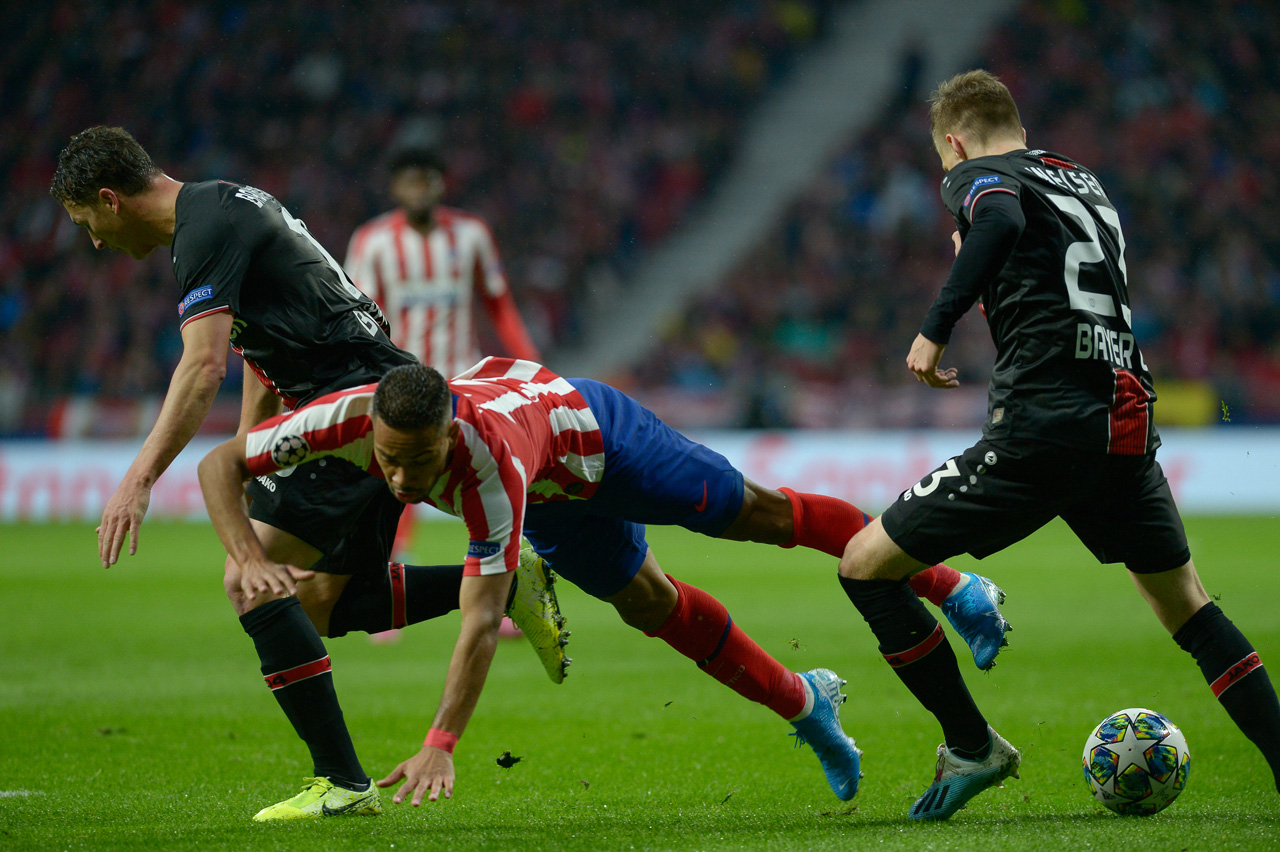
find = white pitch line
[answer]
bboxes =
[0,790,42,797]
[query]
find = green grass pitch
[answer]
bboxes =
[1,517,1277,851]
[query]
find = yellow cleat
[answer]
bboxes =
[507,543,571,684]
[252,777,381,821]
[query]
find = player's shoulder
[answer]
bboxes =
[941,155,1022,215]
[437,206,493,235]
[943,154,1021,190]
[353,208,406,237]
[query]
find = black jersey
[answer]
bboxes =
[171,181,414,408]
[937,150,1159,454]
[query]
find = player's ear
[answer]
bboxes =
[947,133,967,162]
[97,187,120,213]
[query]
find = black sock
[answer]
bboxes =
[327,562,464,638]
[240,597,367,788]
[1174,602,1280,790]
[840,575,989,754]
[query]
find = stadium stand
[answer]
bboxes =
[627,0,1280,428]
[0,0,833,436]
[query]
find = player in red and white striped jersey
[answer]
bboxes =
[344,148,540,379]
[345,147,541,573]
[200,357,1008,809]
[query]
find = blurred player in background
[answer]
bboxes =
[346,147,541,575]
[837,70,1280,820]
[200,357,1014,811]
[50,127,566,821]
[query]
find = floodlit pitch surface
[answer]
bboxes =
[1,517,1277,851]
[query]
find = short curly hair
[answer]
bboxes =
[373,364,452,432]
[50,126,160,205]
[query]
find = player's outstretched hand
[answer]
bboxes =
[907,333,960,389]
[97,481,151,567]
[237,557,315,600]
[378,746,455,806]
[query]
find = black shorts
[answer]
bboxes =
[880,438,1190,574]
[246,456,404,576]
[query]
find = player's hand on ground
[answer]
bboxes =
[378,745,455,806]
[907,333,960,389]
[236,557,314,600]
[96,481,151,567]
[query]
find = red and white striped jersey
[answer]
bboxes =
[344,207,539,379]
[245,358,604,577]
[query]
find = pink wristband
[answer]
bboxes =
[424,728,459,754]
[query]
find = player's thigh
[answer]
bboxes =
[880,439,1060,566]
[1060,454,1190,574]
[523,502,650,599]
[247,456,395,571]
[569,378,744,537]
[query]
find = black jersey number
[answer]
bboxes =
[1047,194,1133,327]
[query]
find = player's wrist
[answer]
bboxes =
[424,727,459,754]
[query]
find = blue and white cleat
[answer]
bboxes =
[909,727,1020,820]
[790,668,862,801]
[941,573,1010,671]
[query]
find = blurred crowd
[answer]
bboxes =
[0,0,832,435]
[629,0,1280,428]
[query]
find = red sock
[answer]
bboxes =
[779,488,869,557]
[779,487,962,605]
[647,575,806,720]
[908,564,964,606]
[392,504,415,559]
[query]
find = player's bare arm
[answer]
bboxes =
[197,434,315,599]
[238,371,283,436]
[378,570,513,806]
[906,334,959,389]
[97,310,234,567]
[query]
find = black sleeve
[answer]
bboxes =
[919,190,1025,344]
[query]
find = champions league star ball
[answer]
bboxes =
[270,434,310,468]
[1082,708,1189,815]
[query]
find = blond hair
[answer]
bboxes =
[929,70,1022,151]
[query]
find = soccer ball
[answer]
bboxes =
[1082,708,1189,815]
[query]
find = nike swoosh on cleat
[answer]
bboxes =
[320,794,376,816]
[694,482,708,512]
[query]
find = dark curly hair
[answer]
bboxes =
[389,146,446,177]
[50,126,160,205]
[373,364,452,431]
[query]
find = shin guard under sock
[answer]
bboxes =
[647,575,806,719]
[839,575,988,753]
[327,562,464,638]
[1174,602,1280,788]
[778,487,961,604]
[240,597,367,787]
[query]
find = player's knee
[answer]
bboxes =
[610,572,678,633]
[839,524,895,580]
[726,481,791,544]
[296,577,345,635]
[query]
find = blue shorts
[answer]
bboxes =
[522,379,745,598]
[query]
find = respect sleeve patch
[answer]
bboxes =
[467,541,502,559]
[178,286,215,317]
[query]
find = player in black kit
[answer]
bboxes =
[50,127,567,820]
[836,71,1280,819]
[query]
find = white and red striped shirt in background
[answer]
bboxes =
[244,358,604,578]
[344,207,539,379]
